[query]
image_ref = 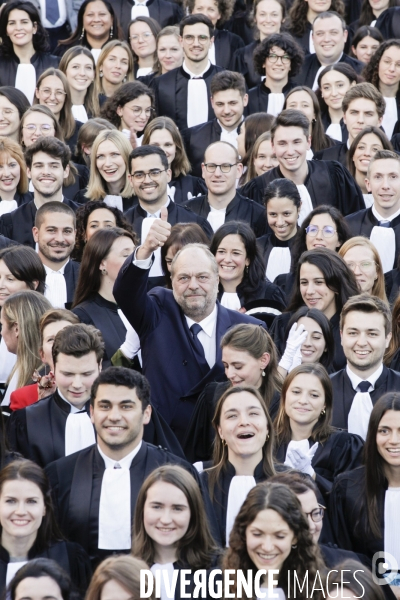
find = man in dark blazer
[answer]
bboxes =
[111,0,183,36]
[330,294,400,440]
[114,199,264,445]
[32,202,79,309]
[295,11,363,90]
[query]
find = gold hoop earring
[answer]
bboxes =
[320,408,326,415]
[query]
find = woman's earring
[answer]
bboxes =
[320,408,326,416]
[291,544,297,549]
[110,25,114,38]
[261,369,265,377]
[245,265,249,274]
[99,69,103,78]
[123,76,127,83]
[101,268,108,275]
[221,438,226,446]
[80,27,85,40]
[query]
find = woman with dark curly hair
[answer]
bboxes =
[350,25,383,64]
[288,0,345,55]
[222,480,325,598]
[101,81,154,147]
[0,0,59,103]
[363,39,400,139]
[248,33,304,115]
[54,0,123,61]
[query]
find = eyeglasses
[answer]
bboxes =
[346,260,377,272]
[128,106,154,117]
[129,32,154,42]
[267,53,291,65]
[38,88,67,100]
[203,162,238,173]
[182,34,210,44]
[304,505,325,523]
[23,124,53,133]
[305,225,336,238]
[130,168,167,182]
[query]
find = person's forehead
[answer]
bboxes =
[174,248,214,271]
[314,16,342,32]
[95,383,140,402]
[370,158,400,175]
[40,212,75,227]
[182,22,210,36]
[31,151,62,164]
[347,97,378,111]
[274,125,307,139]
[131,153,164,170]
[205,143,237,162]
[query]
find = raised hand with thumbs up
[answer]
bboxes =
[136,206,172,260]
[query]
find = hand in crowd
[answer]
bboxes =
[136,206,171,260]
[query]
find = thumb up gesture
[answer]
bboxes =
[136,206,172,260]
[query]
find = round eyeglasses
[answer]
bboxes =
[346,260,377,273]
[267,53,291,65]
[304,505,325,523]
[305,225,336,238]
[203,162,238,173]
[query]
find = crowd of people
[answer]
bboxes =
[0,0,399,597]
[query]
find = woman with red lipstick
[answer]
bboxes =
[274,363,363,503]
[0,459,91,594]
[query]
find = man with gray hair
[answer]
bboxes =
[113,210,263,448]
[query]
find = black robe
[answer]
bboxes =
[0,191,32,209]
[214,29,245,69]
[345,207,400,271]
[274,271,296,303]
[231,41,260,89]
[0,198,79,247]
[375,7,400,39]
[321,114,348,144]
[330,366,400,430]
[0,51,59,87]
[151,64,224,131]
[239,161,364,215]
[256,232,297,281]
[184,192,269,237]
[170,173,207,205]
[385,268,400,306]
[0,541,91,598]
[294,53,363,89]
[274,431,364,502]
[45,442,217,562]
[270,310,346,372]
[112,0,184,35]
[247,80,297,115]
[62,162,89,201]
[218,278,286,309]
[314,141,348,167]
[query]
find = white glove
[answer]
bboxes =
[279,323,308,372]
[284,441,318,477]
[289,344,303,372]
[117,310,141,359]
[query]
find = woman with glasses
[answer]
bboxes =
[248,33,304,116]
[347,126,393,208]
[94,40,134,108]
[128,16,160,79]
[339,236,388,301]
[59,47,98,123]
[274,364,363,504]
[0,0,59,104]
[101,81,154,149]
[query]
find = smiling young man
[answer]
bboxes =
[240,109,364,218]
[45,367,209,563]
[330,293,400,440]
[182,70,248,177]
[0,137,78,247]
[185,141,268,236]
[345,150,400,273]
[152,14,223,131]
[8,324,103,468]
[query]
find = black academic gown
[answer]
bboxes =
[274,431,364,502]
[0,51,59,87]
[62,162,89,201]
[112,0,184,36]
[256,233,298,281]
[239,161,364,215]
[321,114,348,144]
[64,259,80,309]
[184,192,269,237]
[314,142,348,167]
[385,268,400,306]
[375,7,400,39]
[345,207,400,271]
[270,310,345,372]
[45,442,215,562]
[170,173,207,205]
[330,366,400,430]
[231,41,260,89]
[152,64,224,131]
[214,29,245,69]
[0,198,79,247]
[0,541,91,598]
[72,188,138,213]
[218,279,286,310]
[182,118,237,178]
[0,191,32,209]
[289,23,312,55]
[247,80,297,115]
[295,53,363,89]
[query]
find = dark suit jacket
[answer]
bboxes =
[314,142,348,166]
[182,119,226,178]
[0,51,59,86]
[214,29,244,69]
[295,53,363,89]
[113,259,264,443]
[64,259,80,308]
[112,0,183,35]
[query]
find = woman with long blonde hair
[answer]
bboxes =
[339,236,388,302]
[94,40,134,107]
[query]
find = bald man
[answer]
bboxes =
[113,211,263,449]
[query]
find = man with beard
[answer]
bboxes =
[33,202,79,309]
[0,137,78,247]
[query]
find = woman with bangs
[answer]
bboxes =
[59,47,99,123]
[94,40,134,108]
[0,137,31,214]
[142,117,207,204]
[274,363,364,503]
[76,129,137,212]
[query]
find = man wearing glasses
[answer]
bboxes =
[152,14,223,130]
[295,12,363,90]
[185,140,268,236]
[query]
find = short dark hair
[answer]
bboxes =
[0,245,46,294]
[210,70,246,97]
[312,10,346,30]
[129,145,169,172]
[340,293,392,336]
[35,201,76,229]
[52,324,104,367]
[342,82,386,118]
[253,33,304,78]
[25,137,71,170]
[90,367,151,410]
[0,86,30,118]
[368,149,400,177]
[179,14,214,37]
[271,109,310,140]
[8,558,78,600]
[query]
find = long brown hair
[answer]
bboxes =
[132,465,218,569]
[33,69,76,141]
[142,116,191,178]
[58,46,100,118]
[206,385,276,501]
[86,555,155,600]
[275,363,334,446]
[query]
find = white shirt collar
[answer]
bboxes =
[372,204,400,223]
[142,196,170,218]
[34,197,64,210]
[218,117,243,135]
[57,388,87,413]
[43,259,69,275]
[182,59,211,79]
[97,441,143,469]
[185,304,217,338]
[346,363,383,391]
